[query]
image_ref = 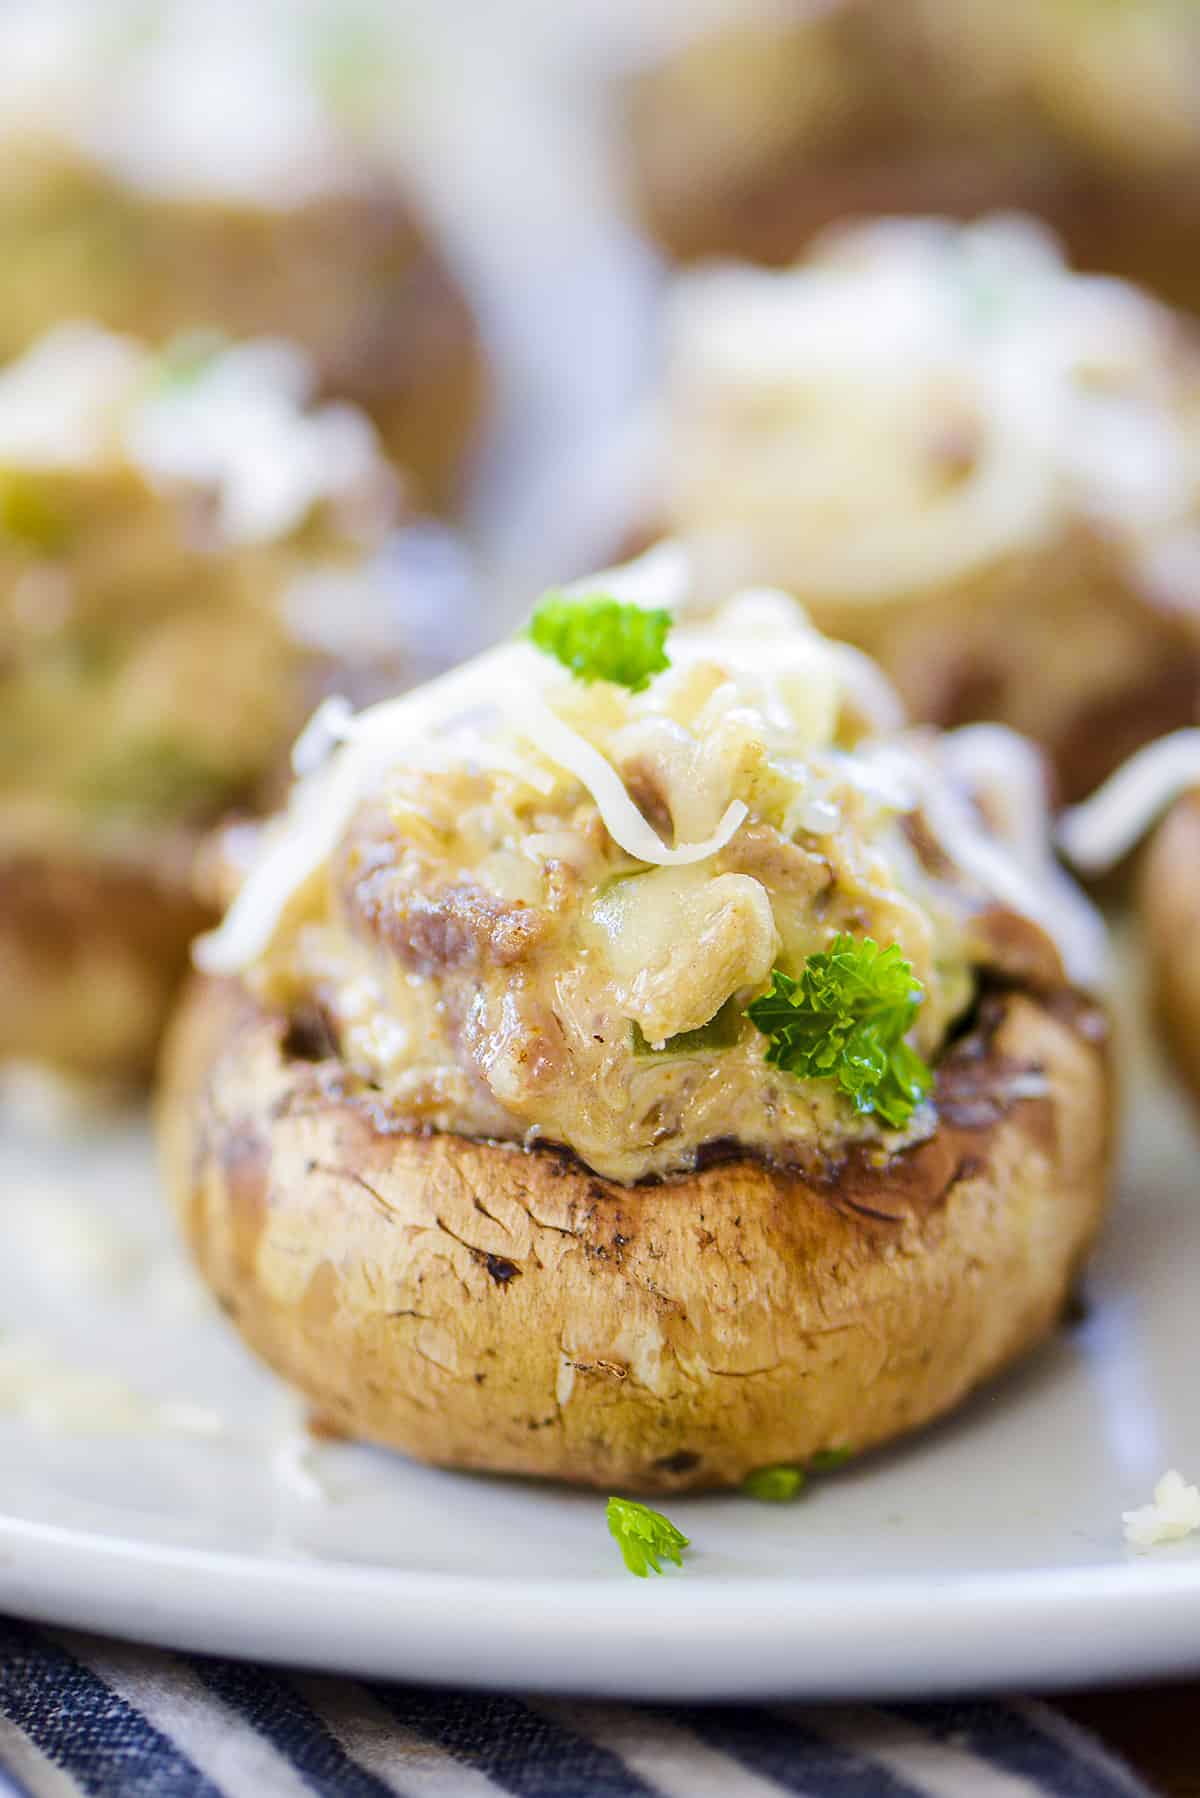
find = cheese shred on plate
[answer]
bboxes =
[1123,1470,1200,1551]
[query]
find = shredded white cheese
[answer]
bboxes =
[0,0,367,209]
[564,537,696,614]
[1123,1470,1200,1551]
[665,214,1196,601]
[127,338,382,544]
[1059,731,1200,876]
[0,324,384,545]
[195,628,758,976]
[0,324,146,469]
[5,1191,144,1299]
[0,1337,224,1439]
[513,685,749,867]
[197,556,1102,982]
[935,725,1109,989]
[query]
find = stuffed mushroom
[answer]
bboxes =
[627,0,1200,314]
[0,321,462,1082]
[1062,732,1200,1113]
[160,553,1111,1492]
[644,215,1200,802]
[0,2,484,509]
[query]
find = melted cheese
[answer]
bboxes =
[199,558,864,974]
[194,622,761,976]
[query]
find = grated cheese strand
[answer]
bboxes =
[1059,730,1200,875]
[936,725,1109,989]
[194,632,757,977]
[513,684,748,868]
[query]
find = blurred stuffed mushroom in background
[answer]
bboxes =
[0,323,479,1086]
[635,215,1200,803]
[625,0,1200,316]
[0,0,486,510]
[1062,731,1200,1120]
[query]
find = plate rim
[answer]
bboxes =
[6,1513,1200,1699]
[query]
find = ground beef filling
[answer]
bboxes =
[250,744,1065,1183]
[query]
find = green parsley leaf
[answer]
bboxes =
[742,1465,805,1503]
[742,1446,854,1502]
[747,935,933,1129]
[152,329,229,394]
[528,591,671,693]
[807,1446,853,1472]
[606,1496,690,1577]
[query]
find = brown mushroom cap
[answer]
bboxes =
[159,973,1112,1493]
[1,851,210,1083]
[0,156,486,513]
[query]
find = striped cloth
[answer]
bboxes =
[0,1618,1155,1798]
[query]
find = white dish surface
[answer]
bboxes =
[1,955,1199,1700]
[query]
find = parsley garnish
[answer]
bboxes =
[748,935,932,1129]
[742,1465,805,1503]
[606,1496,690,1577]
[742,1447,853,1503]
[808,1446,854,1472]
[152,329,229,393]
[528,592,671,693]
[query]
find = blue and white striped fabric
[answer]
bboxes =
[0,1619,1153,1798]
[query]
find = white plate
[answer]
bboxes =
[1,956,1199,1701]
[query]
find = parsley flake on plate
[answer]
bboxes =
[742,1465,806,1503]
[742,1447,854,1503]
[748,934,933,1129]
[528,591,671,693]
[606,1496,690,1577]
